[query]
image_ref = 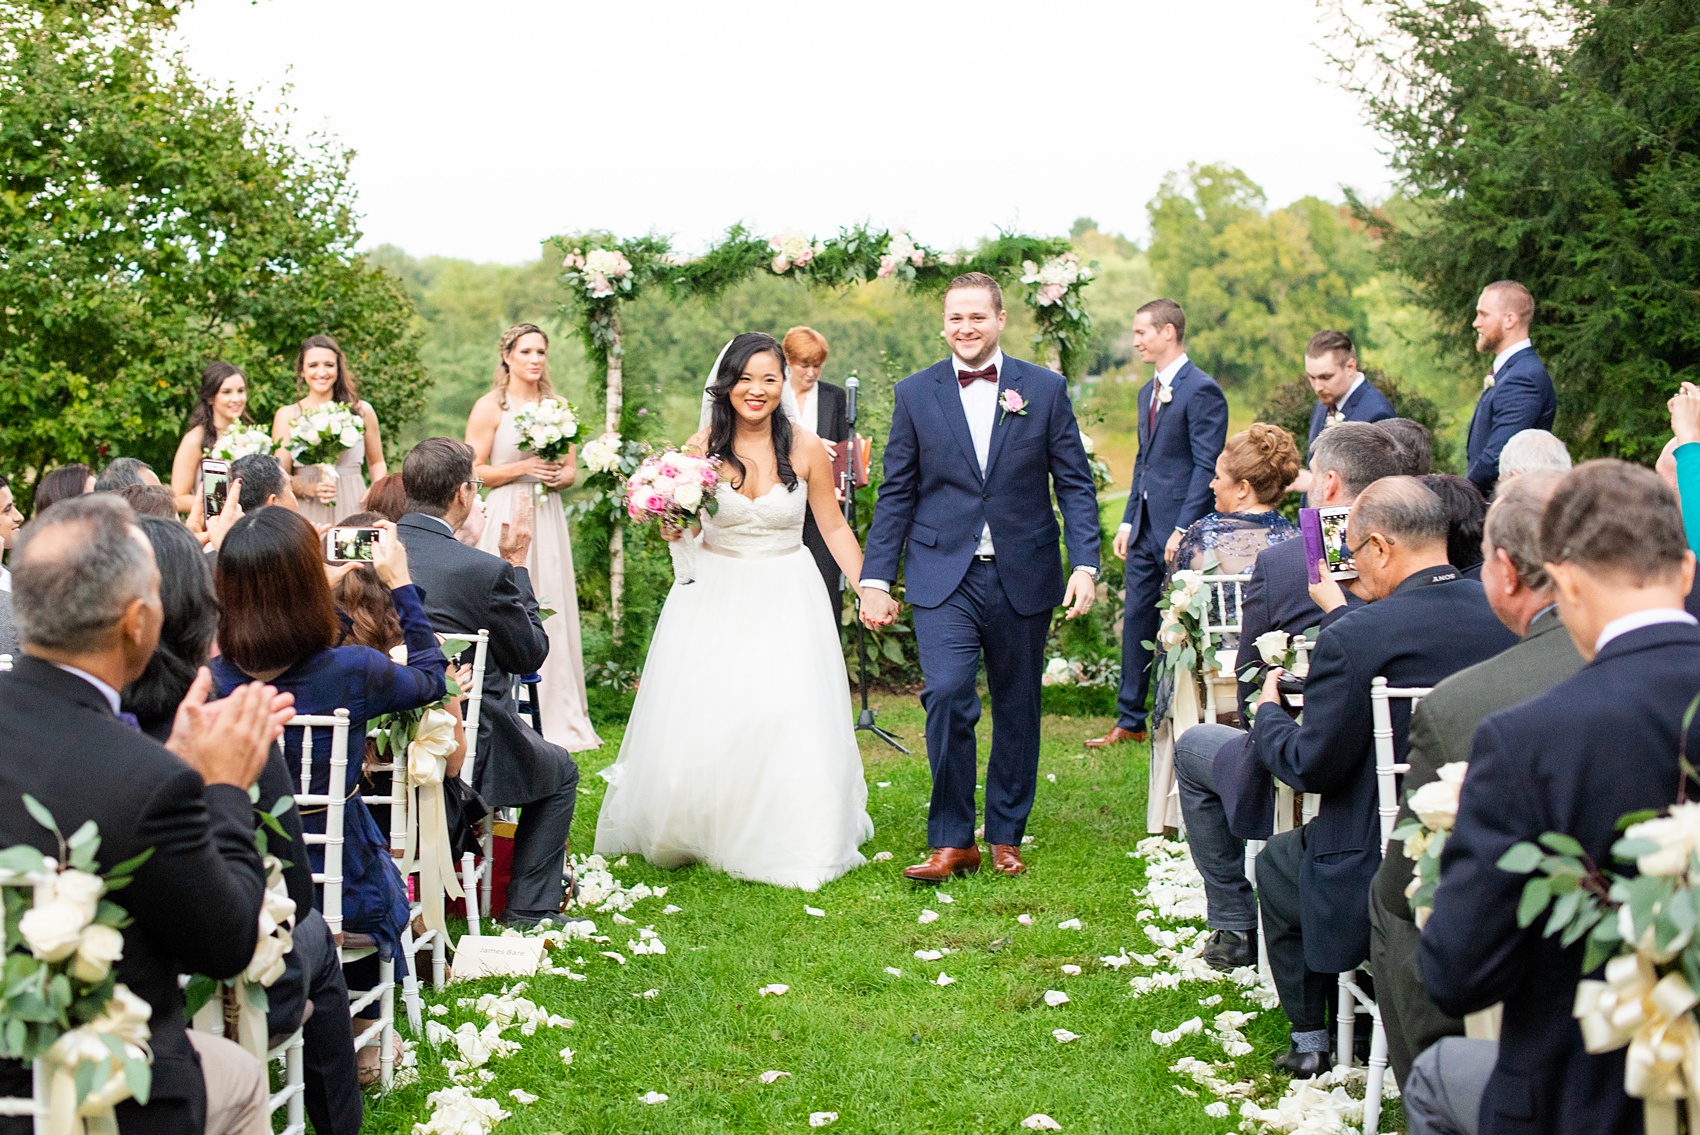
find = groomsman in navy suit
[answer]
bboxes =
[1465,280,1557,495]
[1289,331,1394,505]
[860,273,1101,881]
[1087,299,1227,748]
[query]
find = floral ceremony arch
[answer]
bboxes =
[551,224,1100,635]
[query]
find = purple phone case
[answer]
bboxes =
[1299,508,1324,585]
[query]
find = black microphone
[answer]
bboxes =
[845,373,859,425]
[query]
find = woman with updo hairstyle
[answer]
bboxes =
[463,322,600,751]
[1172,423,1303,576]
[272,335,388,527]
[170,360,254,514]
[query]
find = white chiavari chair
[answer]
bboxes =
[0,867,53,1134]
[1332,677,1430,1135]
[0,654,12,672]
[289,709,394,1088]
[453,636,491,937]
[187,986,305,1135]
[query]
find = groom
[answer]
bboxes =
[860,272,1101,880]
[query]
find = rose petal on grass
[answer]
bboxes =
[428,1004,448,1017]
[1022,835,1034,844]
[872,851,893,862]
[1205,1102,1229,1118]
[876,781,891,788]
[935,972,956,986]
[1052,1029,1080,1044]
[1060,964,1082,976]
[559,1047,574,1066]
[919,910,940,925]
[759,1070,790,1084]
[1017,914,1033,926]
[884,967,902,977]
[804,906,825,918]
[937,893,954,904]
[1057,918,1082,930]
[508,1090,538,1104]
[599,951,626,964]
[1043,990,1070,1007]
[613,913,635,925]
[662,904,682,914]
[639,1091,667,1105]
[1022,1115,1062,1130]
[634,989,659,999]
[809,1113,838,1127]
[1046,773,1057,783]
[758,983,789,997]
[914,949,944,961]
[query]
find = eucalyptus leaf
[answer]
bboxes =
[1538,832,1586,858]
[1498,842,1544,874]
[182,974,217,1019]
[1516,876,1552,928]
[1545,889,1582,938]
[20,796,58,838]
[1616,808,1660,832]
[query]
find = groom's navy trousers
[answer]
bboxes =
[911,558,1051,848]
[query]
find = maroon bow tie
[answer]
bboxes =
[958,365,998,388]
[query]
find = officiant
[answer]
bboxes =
[783,326,851,626]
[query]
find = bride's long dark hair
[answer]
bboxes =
[705,332,798,493]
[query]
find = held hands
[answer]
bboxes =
[859,587,899,629]
[166,668,296,790]
[1308,560,1348,614]
[1670,382,1700,447]
[1062,570,1095,620]
[371,520,411,589]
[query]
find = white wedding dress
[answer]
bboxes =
[594,480,873,890]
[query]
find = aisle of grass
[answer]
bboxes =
[363,702,1296,1135]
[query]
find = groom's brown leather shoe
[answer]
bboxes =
[989,844,1026,876]
[903,846,980,882]
[1084,726,1147,748]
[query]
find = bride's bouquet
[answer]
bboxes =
[207,426,273,463]
[624,450,722,532]
[288,402,364,478]
[513,399,580,496]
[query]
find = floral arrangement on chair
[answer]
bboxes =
[1391,761,1467,928]
[1143,570,1214,693]
[0,797,155,1128]
[1237,627,1318,725]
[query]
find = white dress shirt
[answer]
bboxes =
[52,663,122,715]
[791,381,820,437]
[1336,372,1366,410]
[0,565,9,592]
[1595,607,1697,654]
[1492,338,1534,376]
[953,350,1004,558]
[1118,353,1192,538]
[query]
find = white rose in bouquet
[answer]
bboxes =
[21,898,91,962]
[54,869,105,923]
[1254,630,1291,664]
[1623,800,1700,877]
[674,483,702,511]
[69,922,125,984]
[581,433,622,475]
[1408,762,1469,831]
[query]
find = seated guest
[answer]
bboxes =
[1368,472,1581,1087]
[396,438,580,924]
[120,516,362,1135]
[1291,331,1395,500]
[0,494,288,1135]
[210,506,445,1076]
[33,463,93,514]
[1379,418,1434,475]
[1173,423,1303,577]
[0,474,17,657]
[1172,424,1402,968]
[1417,460,1698,1135]
[232,453,298,512]
[117,483,179,518]
[94,457,161,493]
[1496,427,1571,479]
[1199,478,1517,1075]
[363,473,407,522]
[1418,473,1487,576]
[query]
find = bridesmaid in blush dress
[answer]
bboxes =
[274,334,388,526]
[465,323,601,751]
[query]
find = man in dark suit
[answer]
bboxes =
[782,326,852,626]
[1171,422,1401,971]
[0,494,292,1135]
[860,273,1101,880]
[1465,280,1557,495]
[1088,298,1228,748]
[1416,460,1700,1135]
[394,438,579,924]
[1245,478,1517,1075]
[1370,471,1581,1086]
[1291,331,1396,505]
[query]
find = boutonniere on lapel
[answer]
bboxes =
[998,388,1028,424]
[1158,385,1173,405]
[1483,372,1496,390]
[1325,410,1345,428]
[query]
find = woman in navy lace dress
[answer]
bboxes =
[211,507,446,995]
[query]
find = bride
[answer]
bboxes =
[594,332,874,890]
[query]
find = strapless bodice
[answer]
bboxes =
[700,483,807,557]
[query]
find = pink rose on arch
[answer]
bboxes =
[877,255,898,279]
[999,389,1028,421]
[1038,283,1066,307]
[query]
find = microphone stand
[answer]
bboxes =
[843,374,908,753]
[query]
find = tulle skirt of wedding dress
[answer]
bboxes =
[594,544,873,891]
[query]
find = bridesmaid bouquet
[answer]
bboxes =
[624,450,722,533]
[513,398,580,496]
[288,402,364,481]
[208,426,273,462]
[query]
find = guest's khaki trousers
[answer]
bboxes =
[186,1032,269,1135]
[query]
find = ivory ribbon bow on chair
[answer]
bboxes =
[1575,952,1700,1135]
[400,706,464,935]
[43,985,151,1135]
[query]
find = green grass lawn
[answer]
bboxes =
[361,702,1305,1135]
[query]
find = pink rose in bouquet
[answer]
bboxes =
[624,450,723,532]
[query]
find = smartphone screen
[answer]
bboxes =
[200,459,230,518]
[324,526,381,563]
[1316,505,1358,580]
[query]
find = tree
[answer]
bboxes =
[1145,164,1379,399]
[0,0,427,497]
[1332,0,1700,461]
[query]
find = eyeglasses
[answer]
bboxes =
[463,478,484,493]
[1347,533,1385,559]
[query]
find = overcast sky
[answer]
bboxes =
[173,0,1394,264]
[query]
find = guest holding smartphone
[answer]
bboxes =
[170,361,253,515]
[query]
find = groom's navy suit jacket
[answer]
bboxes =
[863,355,1100,616]
[1120,361,1228,541]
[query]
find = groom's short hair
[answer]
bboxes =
[945,272,1003,312]
[1137,298,1186,343]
